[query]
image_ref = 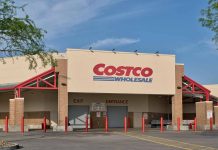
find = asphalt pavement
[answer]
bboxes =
[0,129,217,150]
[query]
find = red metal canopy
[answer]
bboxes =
[0,67,58,98]
[182,75,210,101]
[0,69,212,101]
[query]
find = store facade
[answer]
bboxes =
[1,49,215,131]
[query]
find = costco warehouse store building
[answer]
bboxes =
[0,49,218,131]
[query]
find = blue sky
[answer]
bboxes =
[17,0,218,84]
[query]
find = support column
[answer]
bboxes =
[196,101,213,130]
[54,58,69,131]
[214,106,218,128]
[8,98,24,131]
[15,98,24,126]
[9,99,16,126]
[171,64,184,129]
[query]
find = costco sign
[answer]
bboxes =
[93,63,153,83]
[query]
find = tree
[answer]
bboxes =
[0,0,57,69]
[199,0,218,47]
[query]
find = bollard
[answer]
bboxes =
[5,116,8,133]
[85,115,88,132]
[177,117,180,132]
[142,116,145,133]
[160,117,163,132]
[65,116,68,133]
[210,117,213,131]
[194,117,197,131]
[21,116,24,134]
[90,117,92,129]
[124,116,127,133]
[105,116,108,132]
[43,116,46,133]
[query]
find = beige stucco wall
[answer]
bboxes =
[23,90,58,126]
[67,49,176,95]
[69,93,170,113]
[0,57,50,85]
[204,84,218,97]
[0,54,65,85]
[148,95,171,113]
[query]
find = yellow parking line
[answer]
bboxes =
[115,132,217,150]
[128,132,214,149]
[120,133,191,150]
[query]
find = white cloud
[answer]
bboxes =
[176,39,218,55]
[16,0,123,39]
[100,1,165,22]
[101,8,145,21]
[15,0,165,42]
[88,38,140,49]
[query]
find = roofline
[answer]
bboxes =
[15,67,55,88]
[176,63,184,65]
[66,48,176,57]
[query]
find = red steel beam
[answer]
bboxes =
[13,67,58,98]
[183,75,210,92]
[20,87,58,90]
[38,77,54,87]
[16,68,55,88]
[0,68,57,93]
[183,75,211,101]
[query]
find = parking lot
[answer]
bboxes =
[0,129,218,150]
